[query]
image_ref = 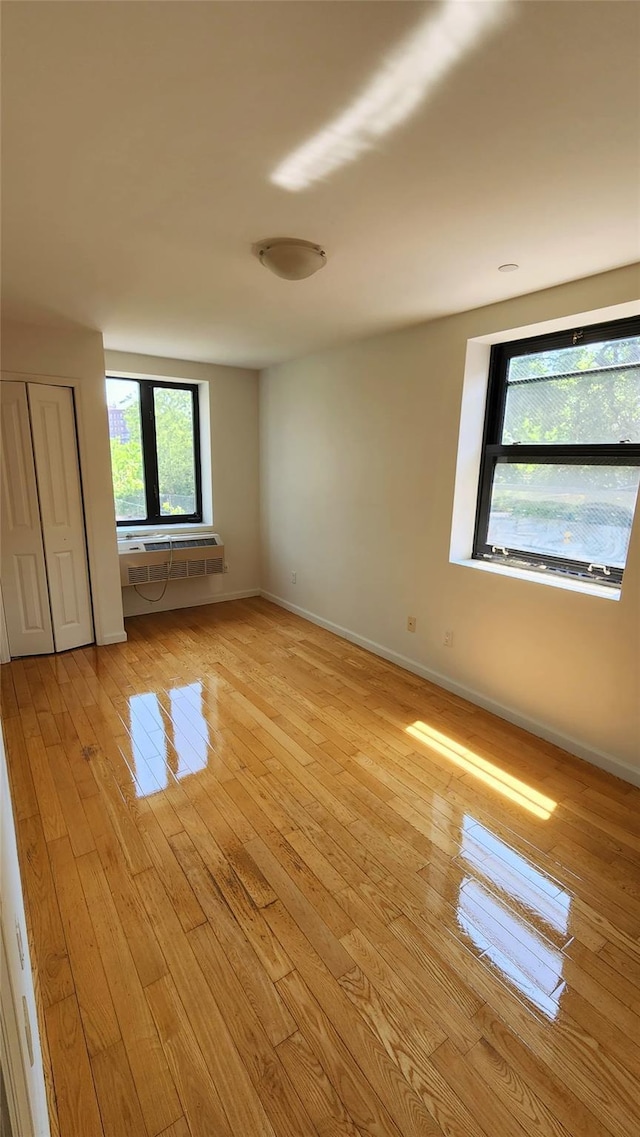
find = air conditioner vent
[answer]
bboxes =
[144,537,219,551]
[128,565,150,584]
[148,560,189,581]
[119,533,224,587]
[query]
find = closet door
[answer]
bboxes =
[28,384,94,652]
[0,383,54,656]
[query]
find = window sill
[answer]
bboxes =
[451,557,621,600]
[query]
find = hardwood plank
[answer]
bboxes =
[157,1122,191,1137]
[76,850,182,1137]
[45,995,104,1137]
[431,1037,529,1137]
[246,835,355,977]
[277,1029,363,1137]
[336,887,482,1055]
[16,814,74,1008]
[47,743,95,856]
[0,662,19,717]
[338,966,488,1137]
[145,974,233,1137]
[277,966,429,1137]
[91,1040,147,1137]
[475,1006,612,1137]
[189,923,316,1136]
[48,836,120,1057]
[139,808,207,933]
[171,831,295,1043]
[2,714,39,820]
[27,735,67,843]
[465,1036,581,1137]
[135,866,278,1137]
[170,798,295,982]
[93,821,168,989]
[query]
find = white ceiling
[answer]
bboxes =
[2,0,639,368]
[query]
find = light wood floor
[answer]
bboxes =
[3,598,640,1137]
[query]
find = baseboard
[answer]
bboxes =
[123,587,261,619]
[98,631,128,645]
[261,590,640,788]
[203,588,261,604]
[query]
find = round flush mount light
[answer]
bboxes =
[498,263,519,272]
[257,238,327,280]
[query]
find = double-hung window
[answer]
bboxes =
[473,315,640,588]
[106,377,202,525]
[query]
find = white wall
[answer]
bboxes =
[260,264,640,782]
[1,724,50,1136]
[105,351,260,616]
[1,322,126,646]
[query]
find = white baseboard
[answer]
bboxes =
[200,588,261,605]
[98,631,128,645]
[123,587,261,619]
[261,591,640,789]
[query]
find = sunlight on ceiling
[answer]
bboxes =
[271,0,513,191]
[406,720,557,819]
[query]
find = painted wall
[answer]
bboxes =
[105,351,260,616]
[1,321,125,646]
[1,724,51,1136]
[260,265,640,780]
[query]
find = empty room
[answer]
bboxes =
[1,2,639,1136]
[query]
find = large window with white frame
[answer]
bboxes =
[106,377,202,525]
[473,315,640,588]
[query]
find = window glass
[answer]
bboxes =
[107,377,201,525]
[153,387,197,517]
[503,335,640,445]
[487,462,640,569]
[474,316,640,587]
[106,378,145,521]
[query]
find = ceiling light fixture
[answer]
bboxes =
[257,238,327,281]
[498,263,519,272]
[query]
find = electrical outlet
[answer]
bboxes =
[291,571,297,584]
[407,616,417,633]
[223,562,229,574]
[444,630,454,647]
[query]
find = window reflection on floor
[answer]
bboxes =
[129,691,169,794]
[169,682,209,778]
[457,816,571,1019]
[128,681,209,794]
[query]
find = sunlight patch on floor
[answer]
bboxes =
[406,720,556,820]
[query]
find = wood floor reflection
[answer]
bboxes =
[3,597,639,1137]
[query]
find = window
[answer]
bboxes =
[473,316,640,588]
[106,377,202,525]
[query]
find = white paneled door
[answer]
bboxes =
[0,382,54,656]
[0,381,94,657]
[28,385,94,652]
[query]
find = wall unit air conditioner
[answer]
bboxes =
[118,533,224,587]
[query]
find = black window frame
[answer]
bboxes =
[107,377,203,527]
[472,315,640,588]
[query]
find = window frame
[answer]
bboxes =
[472,315,640,588]
[107,377,203,527]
